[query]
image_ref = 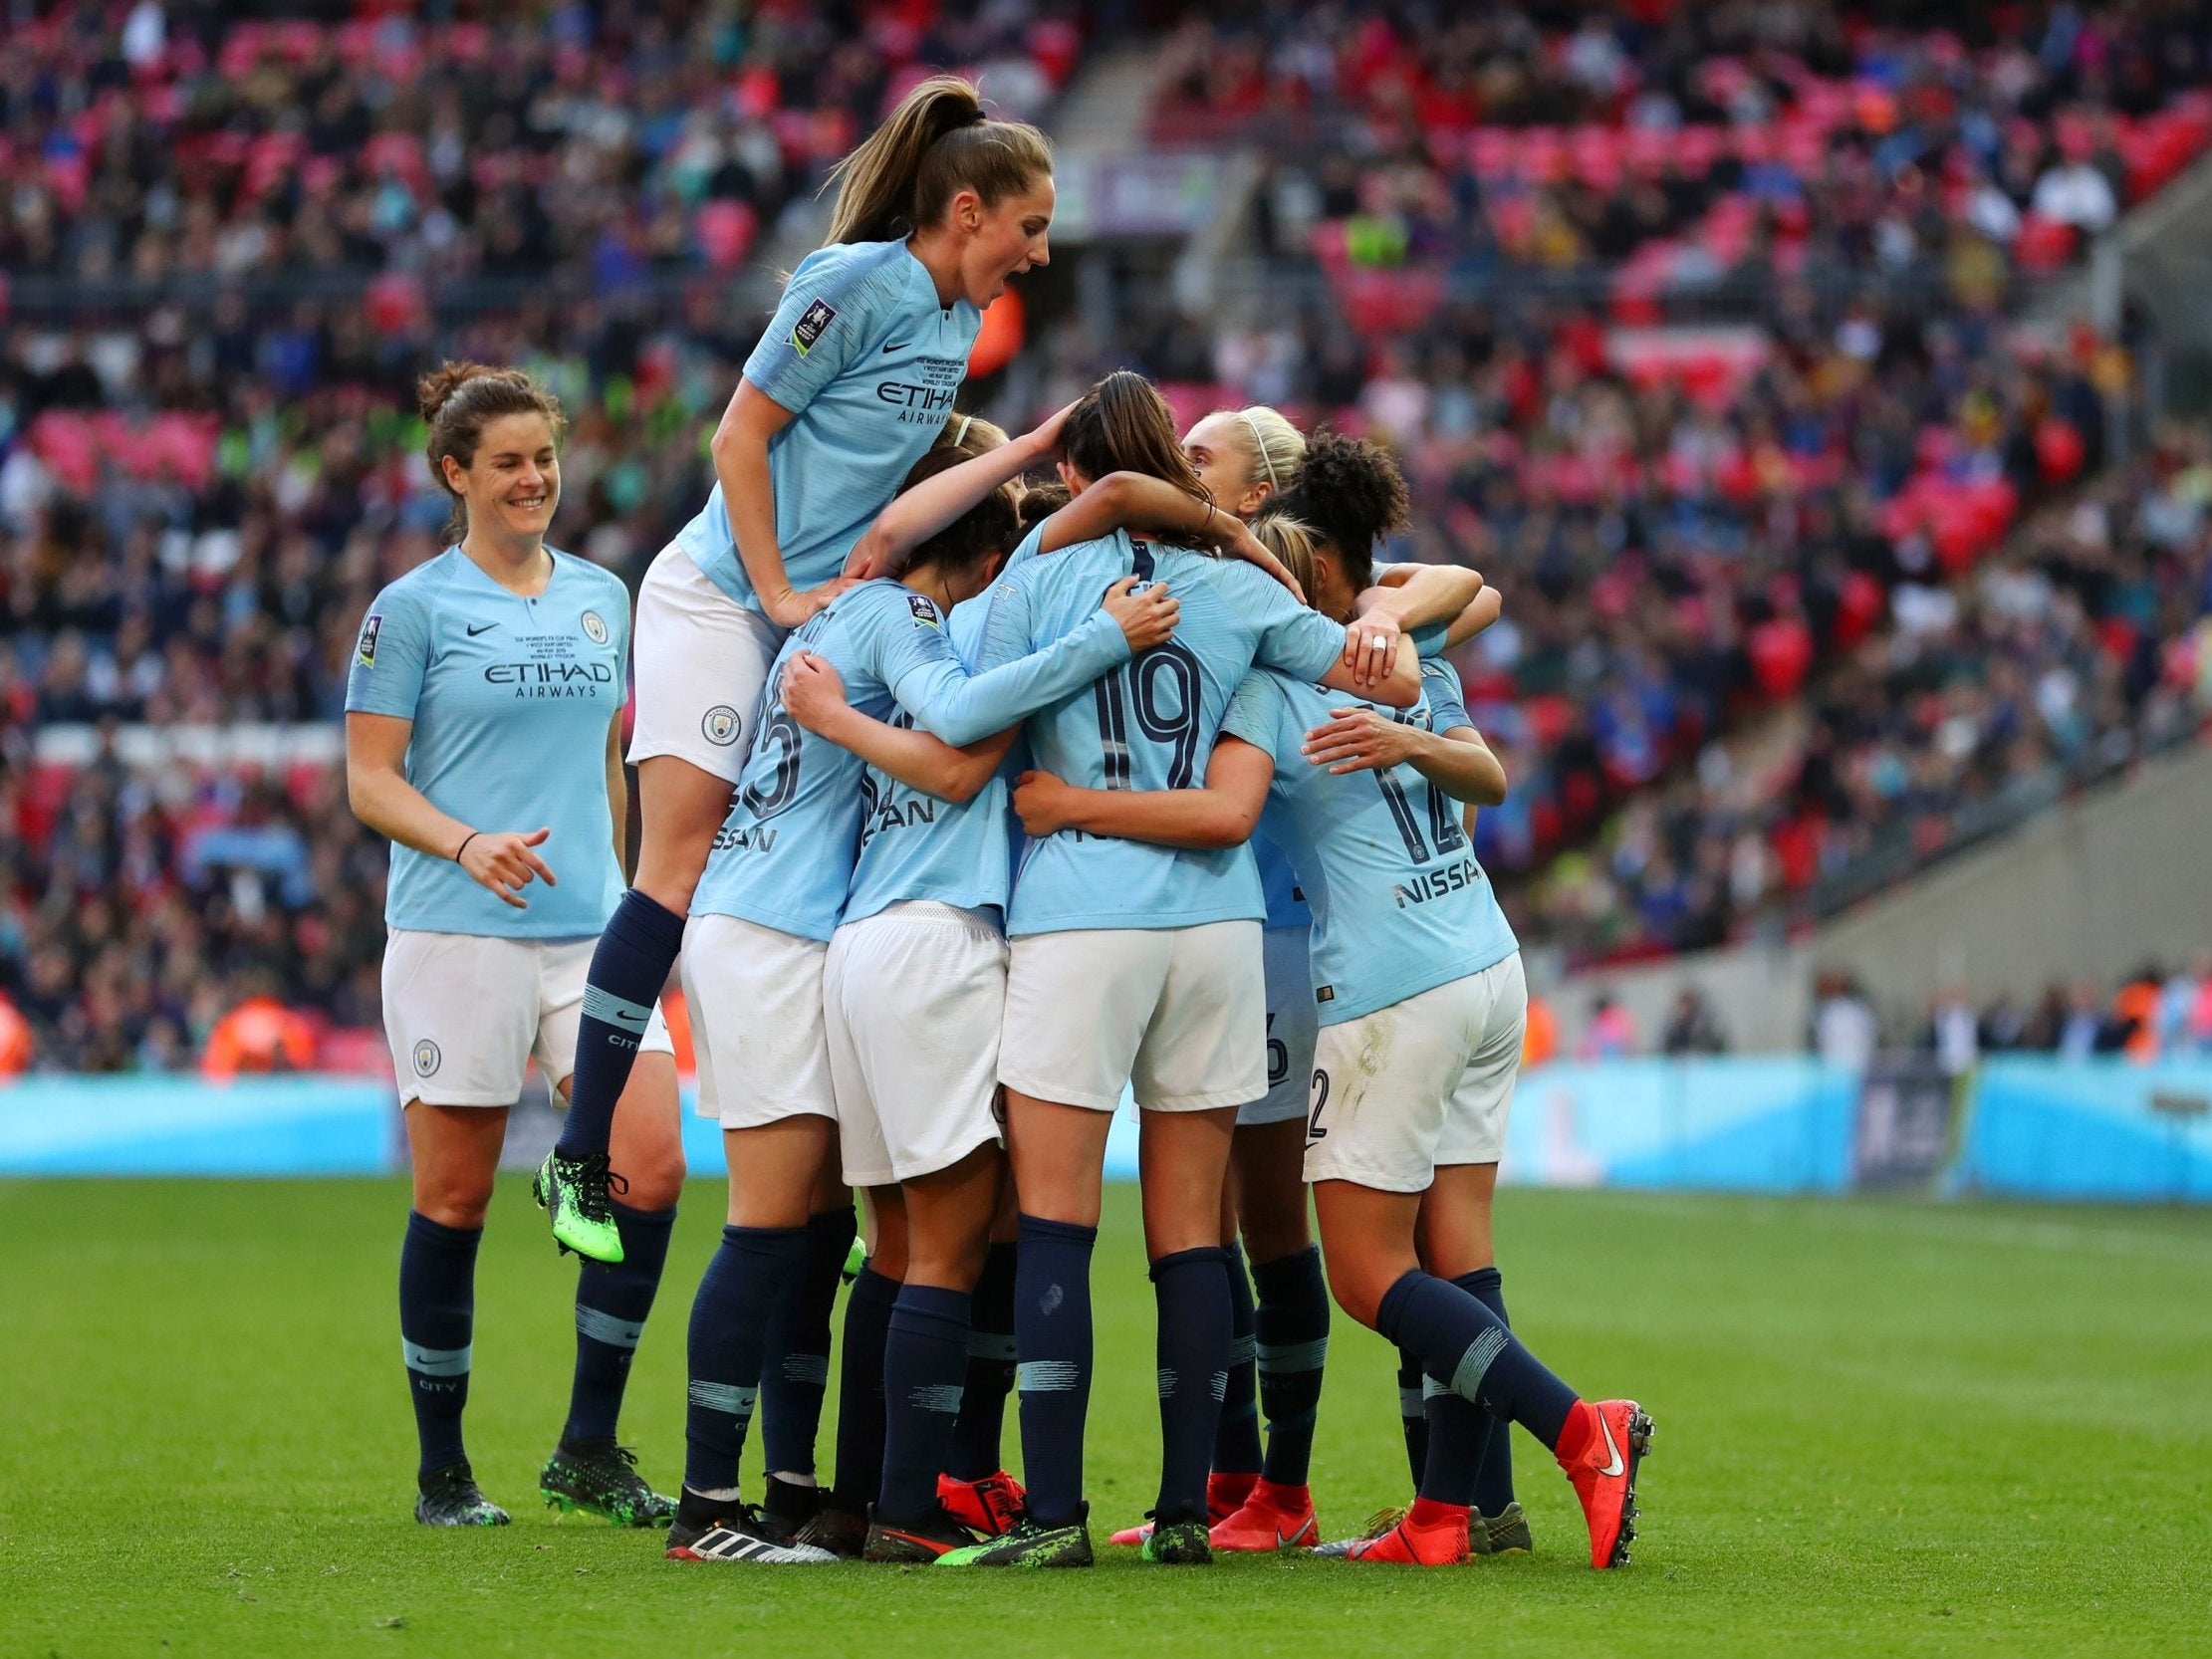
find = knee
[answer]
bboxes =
[1240,1208,1311,1266]
[415,1169,495,1231]
[906,1235,988,1293]
[621,1152,685,1213]
[1322,1255,1388,1332]
[868,1237,910,1282]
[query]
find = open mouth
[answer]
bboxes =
[509,494,548,511]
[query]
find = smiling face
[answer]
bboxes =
[1183,412,1275,521]
[953,176,1055,309]
[442,412,559,543]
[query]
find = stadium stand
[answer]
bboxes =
[3,1,2209,1071]
[1148,1,2212,307]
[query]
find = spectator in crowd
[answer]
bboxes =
[2058,980,2115,1061]
[1659,986,1729,1056]
[1813,970,1878,1070]
[1924,985,1981,1077]
[1578,994,1638,1060]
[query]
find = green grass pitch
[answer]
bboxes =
[3,1179,2206,1657]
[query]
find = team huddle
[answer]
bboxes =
[346,76,1651,1573]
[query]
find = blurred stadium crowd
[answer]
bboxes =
[2,0,2210,1073]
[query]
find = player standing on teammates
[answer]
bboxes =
[347,365,684,1530]
[1014,479,1655,1571]
[1098,418,1495,1552]
[770,428,1314,1562]
[930,372,1427,1571]
[539,75,1057,1263]
[662,468,1178,1566]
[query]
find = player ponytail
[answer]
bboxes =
[886,447,1022,581]
[1016,480,1071,537]
[1249,513,1326,603]
[1062,371,1208,503]
[824,75,1054,246]
[1268,430,1409,593]
[417,361,565,541]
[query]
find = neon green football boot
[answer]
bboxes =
[533,1148,623,1263]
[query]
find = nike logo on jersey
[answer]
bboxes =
[1596,1415,1625,1478]
[466,622,498,637]
[881,339,912,354]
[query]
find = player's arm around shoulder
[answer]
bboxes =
[782,647,1012,805]
[1012,668,1280,848]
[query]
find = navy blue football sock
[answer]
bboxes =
[1149,1245,1231,1521]
[1253,1245,1330,1489]
[1460,1266,1517,1514]
[1396,1347,1428,1489]
[759,1205,856,1481]
[1374,1269,1577,1450]
[1014,1214,1097,1528]
[878,1283,971,1526]
[555,890,684,1159]
[564,1200,675,1446]
[945,1241,1017,1481]
[828,1265,898,1510]
[400,1211,480,1479]
[683,1224,807,1496]
[1212,1242,1263,1477]
[1418,1270,1500,1508]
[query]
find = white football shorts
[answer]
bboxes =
[825,901,1009,1188]
[680,913,837,1128]
[1239,924,1318,1128]
[626,542,787,785]
[382,930,671,1108]
[999,920,1266,1113]
[1304,951,1527,1192]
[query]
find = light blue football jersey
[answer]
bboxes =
[979,531,1355,936]
[840,596,1017,924]
[1222,657,1516,1025]
[691,579,1129,942]
[676,240,981,612]
[1253,832,1311,931]
[345,548,631,939]
[1253,657,1467,933]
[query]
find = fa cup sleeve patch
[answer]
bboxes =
[792,298,838,356]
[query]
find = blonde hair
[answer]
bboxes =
[1250,514,1325,605]
[935,411,1011,457]
[1221,404,1306,493]
[823,75,1055,246]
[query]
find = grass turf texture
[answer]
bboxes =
[3,1181,2206,1657]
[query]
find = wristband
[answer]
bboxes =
[454,831,480,863]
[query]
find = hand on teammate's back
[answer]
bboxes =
[780,651,851,735]
[459,828,558,908]
[1102,575,1179,652]
[767,573,860,621]
[1302,707,1424,776]
[1010,770,1078,837]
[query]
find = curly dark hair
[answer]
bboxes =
[1265,430,1410,592]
